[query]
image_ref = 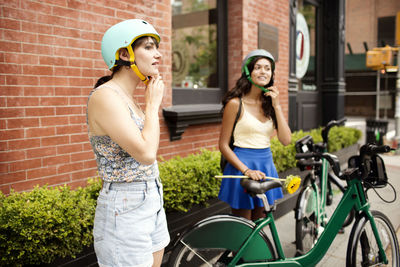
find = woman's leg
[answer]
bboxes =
[251,206,266,221]
[152,248,164,267]
[232,208,252,220]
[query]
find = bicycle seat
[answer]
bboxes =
[240,179,282,195]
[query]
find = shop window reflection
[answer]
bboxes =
[172,0,218,89]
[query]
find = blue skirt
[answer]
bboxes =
[218,147,283,209]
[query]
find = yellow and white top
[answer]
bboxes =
[233,102,274,149]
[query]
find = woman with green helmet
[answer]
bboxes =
[218,49,292,221]
[87,19,169,267]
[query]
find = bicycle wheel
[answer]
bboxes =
[346,210,399,267]
[295,182,318,254]
[167,215,276,267]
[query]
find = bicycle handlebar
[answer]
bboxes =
[321,118,347,144]
[295,151,341,177]
[360,144,392,157]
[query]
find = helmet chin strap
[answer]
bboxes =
[243,65,270,93]
[115,46,150,85]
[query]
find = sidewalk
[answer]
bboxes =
[273,152,400,266]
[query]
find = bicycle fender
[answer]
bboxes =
[295,185,317,220]
[173,214,275,262]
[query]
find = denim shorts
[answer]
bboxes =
[93,178,170,267]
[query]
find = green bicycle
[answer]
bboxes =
[294,118,355,254]
[167,144,399,266]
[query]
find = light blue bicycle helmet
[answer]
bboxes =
[241,49,275,93]
[101,19,160,84]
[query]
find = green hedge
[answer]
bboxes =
[0,126,361,266]
[0,182,99,266]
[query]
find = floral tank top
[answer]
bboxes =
[87,84,159,183]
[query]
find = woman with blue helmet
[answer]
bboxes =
[218,49,292,221]
[87,19,169,267]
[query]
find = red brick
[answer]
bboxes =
[0,163,9,174]
[11,174,70,192]
[26,127,55,138]
[39,55,67,66]
[10,159,42,172]
[42,155,70,167]
[57,144,83,154]
[40,97,68,106]
[23,65,54,76]
[41,116,69,127]
[0,18,20,30]
[0,108,24,118]
[0,141,8,151]
[26,147,56,159]
[0,171,26,185]
[25,107,55,117]
[21,22,52,35]
[8,138,41,150]
[71,169,97,181]
[39,76,69,86]
[56,125,84,135]
[7,97,39,107]
[70,133,88,143]
[23,87,54,96]
[0,86,24,96]
[0,41,22,52]
[56,106,82,115]
[0,150,25,162]
[69,115,86,124]
[84,159,97,169]
[0,63,22,74]
[71,151,94,162]
[7,118,40,129]
[41,135,70,147]
[27,166,57,180]
[7,75,40,88]
[57,162,83,174]
[0,129,24,140]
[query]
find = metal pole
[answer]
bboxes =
[395,49,400,141]
[376,70,380,120]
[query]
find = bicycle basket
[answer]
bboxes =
[364,154,388,188]
[295,135,314,153]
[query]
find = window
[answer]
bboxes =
[170,0,226,104]
[163,0,227,140]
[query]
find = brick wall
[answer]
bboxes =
[345,0,400,54]
[228,0,290,115]
[0,0,171,193]
[0,0,290,194]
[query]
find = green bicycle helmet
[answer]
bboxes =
[101,19,160,84]
[241,49,275,93]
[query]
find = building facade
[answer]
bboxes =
[0,0,354,193]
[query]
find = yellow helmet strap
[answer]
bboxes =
[127,45,149,85]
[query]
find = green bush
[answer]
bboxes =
[159,149,222,212]
[271,126,361,172]
[0,184,97,266]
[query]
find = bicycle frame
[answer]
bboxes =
[224,178,388,266]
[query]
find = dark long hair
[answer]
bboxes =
[221,56,277,128]
[94,36,159,88]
